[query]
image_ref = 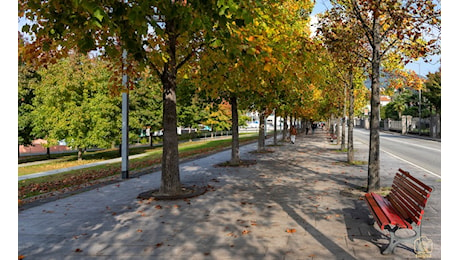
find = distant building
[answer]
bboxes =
[362,95,392,117]
[380,95,391,107]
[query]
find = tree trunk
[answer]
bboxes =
[230,95,240,165]
[282,115,288,141]
[77,147,83,161]
[347,68,354,163]
[160,20,181,195]
[368,23,382,192]
[258,111,266,152]
[273,109,277,146]
[341,84,347,151]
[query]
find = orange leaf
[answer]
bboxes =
[18,255,25,260]
[242,230,251,235]
[286,229,296,233]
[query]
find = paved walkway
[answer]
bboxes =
[18,130,441,259]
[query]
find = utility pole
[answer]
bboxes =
[121,49,129,179]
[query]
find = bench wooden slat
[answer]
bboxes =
[396,171,431,198]
[394,173,430,204]
[399,169,433,193]
[365,193,389,229]
[372,192,412,229]
[365,192,411,229]
[391,181,423,214]
[388,190,423,225]
[393,175,428,207]
[392,184,423,217]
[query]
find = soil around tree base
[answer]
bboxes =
[214,159,257,168]
[137,185,207,200]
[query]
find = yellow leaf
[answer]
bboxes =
[263,63,272,72]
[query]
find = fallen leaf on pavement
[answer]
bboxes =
[286,229,296,233]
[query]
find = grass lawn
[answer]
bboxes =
[18,145,163,176]
[18,134,260,201]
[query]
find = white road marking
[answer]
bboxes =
[354,133,441,178]
[381,148,441,178]
[380,136,441,152]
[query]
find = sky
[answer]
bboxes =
[310,0,441,77]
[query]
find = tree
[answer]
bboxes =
[318,5,370,162]
[128,68,164,146]
[18,65,40,147]
[18,33,42,156]
[327,0,440,191]
[20,0,263,195]
[30,54,121,160]
[423,69,441,116]
[194,0,315,162]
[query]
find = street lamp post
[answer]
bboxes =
[121,49,129,179]
[418,89,421,136]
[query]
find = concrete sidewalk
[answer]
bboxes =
[18,130,441,259]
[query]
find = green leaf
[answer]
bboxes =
[93,8,105,22]
[219,6,228,16]
[210,39,222,48]
[247,47,256,55]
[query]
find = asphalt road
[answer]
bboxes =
[353,128,441,177]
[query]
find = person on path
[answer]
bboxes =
[290,125,297,144]
[306,120,311,135]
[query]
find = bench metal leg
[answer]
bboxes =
[382,224,421,255]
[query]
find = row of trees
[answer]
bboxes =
[18,52,246,160]
[19,0,439,194]
[317,0,440,191]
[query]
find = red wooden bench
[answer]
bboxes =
[364,169,433,255]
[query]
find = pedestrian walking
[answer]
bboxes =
[290,125,297,144]
[306,120,311,135]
